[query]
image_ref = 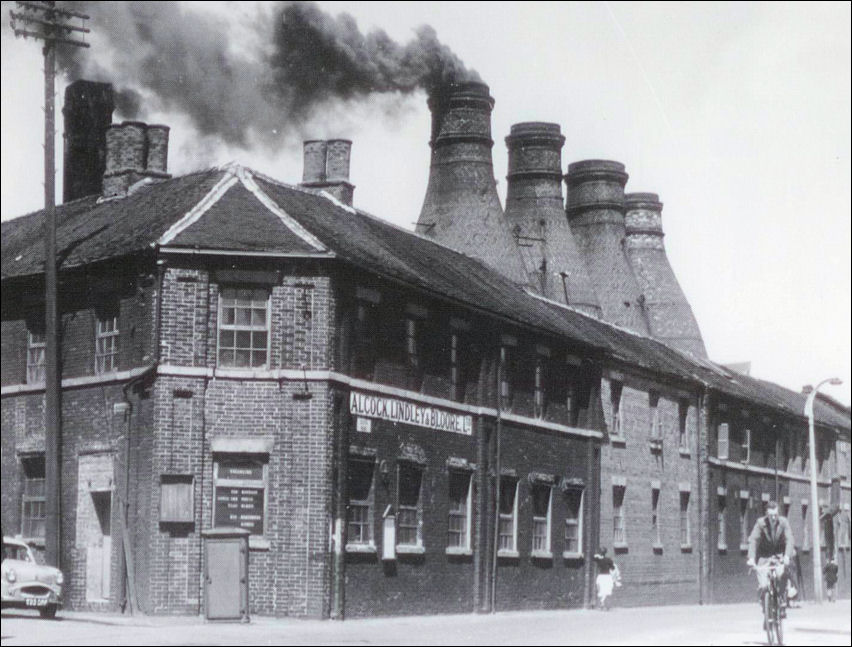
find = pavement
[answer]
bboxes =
[1,599,850,646]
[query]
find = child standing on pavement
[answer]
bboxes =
[823,558,839,602]
[593,547,618,610]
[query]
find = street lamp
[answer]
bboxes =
[803,377,842,604]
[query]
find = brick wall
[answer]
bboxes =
[598,375,702,607]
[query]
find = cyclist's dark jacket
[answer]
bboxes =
[748,515,794,562]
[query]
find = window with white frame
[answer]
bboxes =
[217,287,270,368]
[741,428,752,464]
[498,477,518,553]
[95,310,120,374]
[611,382,624,438]
[531,482,552,555]
[26,327,46,384]
[718,423,730,460]
[651,487,662,547]
[347,458,375,547]
[717,495,727,550]
[447,470,472,551]
[563,487,583,555]
[613,485,626,545]
[397,462,423,548]
[21,455,46,540]
[213,454,268,537]
[680,491,691,546]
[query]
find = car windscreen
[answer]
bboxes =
[3,543,32,562]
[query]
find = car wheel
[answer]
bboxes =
[39,604,57,619]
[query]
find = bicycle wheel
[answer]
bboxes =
[773,596,784,646]
[763,592,775,645]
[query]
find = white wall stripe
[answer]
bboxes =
[156,170,240,246]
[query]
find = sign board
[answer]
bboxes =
[214,487,264,535]
[356,417,372,433]
[350,391,473,435]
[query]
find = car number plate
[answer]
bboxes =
[25,598,48,607]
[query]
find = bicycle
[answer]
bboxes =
[752,555,786,646]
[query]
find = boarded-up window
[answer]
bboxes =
[718,423,729,460]
[160,474,194,523]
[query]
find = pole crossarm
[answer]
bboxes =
[15,0,89,20]
[10,10,91,33]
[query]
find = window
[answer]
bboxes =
[26,326,45,384]
[802,502,810,551]
[613,485,626,545]
[678,400,690,451]
[680,492,691,547]
[741,428,751,464]
[611,382,624,438]
[450,332,461,400]
[218,287,270,368]
[534,357,544,418]
[95,312,119,374]
[739,494,750,549]
[649,392,662,441]
[718,423,729,460]
[397,463,423,548]
[651,487,662,547]
[498,477,518,554]
[213,455,267,537]
[447,471,472,551]
[717,495,727,550]
[563,488,583,555]
[531,483,552,555]
[21,456,46,540]
[347,459,375,547]
[406,318,418,369]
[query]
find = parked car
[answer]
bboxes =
[2,537,63,618]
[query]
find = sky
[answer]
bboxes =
[2,1,850,405]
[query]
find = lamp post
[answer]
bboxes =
[803,377,842,604]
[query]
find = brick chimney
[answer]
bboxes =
[504,122,601,316]
[63,80,114,203]
[565,160,649,334]
[299,139,355,206]
[102,121,171,198]
[416,82,527,285]
[624,193,707,357]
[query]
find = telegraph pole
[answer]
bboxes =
[10,1,90,569]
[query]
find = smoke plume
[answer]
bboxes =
[59,2,478,148]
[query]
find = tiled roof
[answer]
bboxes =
[2,165,848,432]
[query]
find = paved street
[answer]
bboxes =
[1,599,849,646]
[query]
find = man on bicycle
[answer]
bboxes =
[746,500,794,614]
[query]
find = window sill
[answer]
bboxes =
[613,542,629,552]
[562,551,584,560]
[648,440,663,452]
[21,537,45,548]
[717,544,728,553]
[679,448,691,458]
[497,549,520,559]
[249,536,270,551]
[445,546,472,557]
[346,543,377,554]
[802,547,811,553]
[680,543,693,553]
[396,545,425,555]
[652,542,664,553]
[611,437,626,448]
[739,543,749,553]
[531,550,553,560]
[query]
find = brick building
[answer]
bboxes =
[1,79,849,618]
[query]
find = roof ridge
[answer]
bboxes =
[157,168,238,246]
[237,168,327,253]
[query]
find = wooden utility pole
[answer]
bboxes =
[10,0,90,569]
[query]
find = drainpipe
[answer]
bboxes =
[696,385,712,604]
[490,348,503,613]
[331,392,349,619]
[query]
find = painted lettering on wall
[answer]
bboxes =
[349,391,472,435]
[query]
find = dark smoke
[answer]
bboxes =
[58,2,478,148]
